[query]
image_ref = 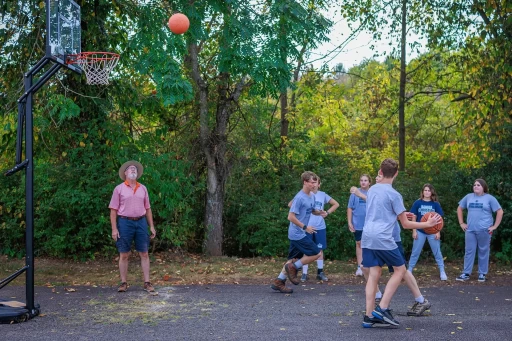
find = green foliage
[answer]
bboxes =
[1,0,511,263]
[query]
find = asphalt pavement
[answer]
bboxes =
[1,282,511,340]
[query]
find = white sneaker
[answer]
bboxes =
[355,267,363,276]
[440,271,448,281]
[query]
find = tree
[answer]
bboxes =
[128,0,331,255]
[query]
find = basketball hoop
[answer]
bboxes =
[67,52,120,85]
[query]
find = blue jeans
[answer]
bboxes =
[407,232,445,272]
[463,230,491,275]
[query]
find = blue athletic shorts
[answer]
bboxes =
[388,242,406,273]
[287,236,321,259]
[354,230,363,242]
[362,247,405,268]
[305,229,327,250]
[116,216,150,253]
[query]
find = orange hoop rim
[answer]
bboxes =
[66,52,120,64]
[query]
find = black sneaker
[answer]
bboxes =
[478,274,486,282]
[362,315,393,328]
[316,271,328,281]
[372,305,400,326]
[456,273,470,281]
[300,273,309,282]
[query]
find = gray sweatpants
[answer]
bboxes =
[463,230,491,275]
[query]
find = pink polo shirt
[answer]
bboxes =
[109,181,151,217]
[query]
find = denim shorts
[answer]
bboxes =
[287,235,321,259]
[388,241,407,273]
[354,230,363,242]
[362,246,405,268]
[305,229,327,250]
[116,216,150,253]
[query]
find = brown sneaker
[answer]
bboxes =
[270,279,293,293]
[117,282,128,292]
[285,263,300,285]
[143,282,155,292]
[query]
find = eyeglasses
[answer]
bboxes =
[126,166,137,171]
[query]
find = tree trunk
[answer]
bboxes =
[280,91,289,146]
[398,0,407,171]
[187,42,248,255]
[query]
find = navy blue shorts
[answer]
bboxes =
[287,236,321,259]
[116,216,150,253]
[354,230,363,242]
[305,229,327,250]
[388,242,406,273]
[362,246,405,268]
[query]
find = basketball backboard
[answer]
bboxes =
[46,0,81,73]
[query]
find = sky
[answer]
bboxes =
[306,11,426,71]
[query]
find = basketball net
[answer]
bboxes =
[68,52,120,85]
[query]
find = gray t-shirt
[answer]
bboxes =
[392,221,401,242]
[288,190,315,240]
[308,191,332,230]
[361,183,406,250]
[459,193,501,231]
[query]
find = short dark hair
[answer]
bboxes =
[380,158,398,178]
[301,171,319,183]
[475,178,489,193]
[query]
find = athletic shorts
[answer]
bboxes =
[287,236,321,259]
[362,247,405,268]
[116,216,150,253]
[305,229,327,250]
[388,242,406,273]
[354,230,363,242]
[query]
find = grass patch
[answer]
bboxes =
[1,253,511,288]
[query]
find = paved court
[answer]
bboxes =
[2,283,511,340]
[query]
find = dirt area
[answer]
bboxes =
[1,253,511,288]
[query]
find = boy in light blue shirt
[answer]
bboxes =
[361,158,441,328]
[271,171,327,294]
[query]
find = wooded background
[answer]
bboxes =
[1,0,511,261]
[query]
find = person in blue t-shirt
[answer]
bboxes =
[353,174,432,317]
[270,171,327,294]
[456,178,503,283]
[407,184,447,281]
[360,158,441,328]
[348,174,371,277]
[297,178,339,282]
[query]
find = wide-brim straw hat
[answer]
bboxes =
[118,160,143,180]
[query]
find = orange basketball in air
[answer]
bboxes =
[168,13,190,34]
[421,212,444,234]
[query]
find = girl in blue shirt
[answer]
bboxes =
[456,179,503,282]
[407,184,447,281]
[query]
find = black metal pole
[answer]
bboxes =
[24,71,35,314]
[18,62,60,104]
[16,102,25,164]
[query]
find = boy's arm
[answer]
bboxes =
[287,200,293,208]
[398,211,441,229]
[287,211,316,234]
[350,187,367,200]
[326,198,340,215]
[347,208,355,232]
